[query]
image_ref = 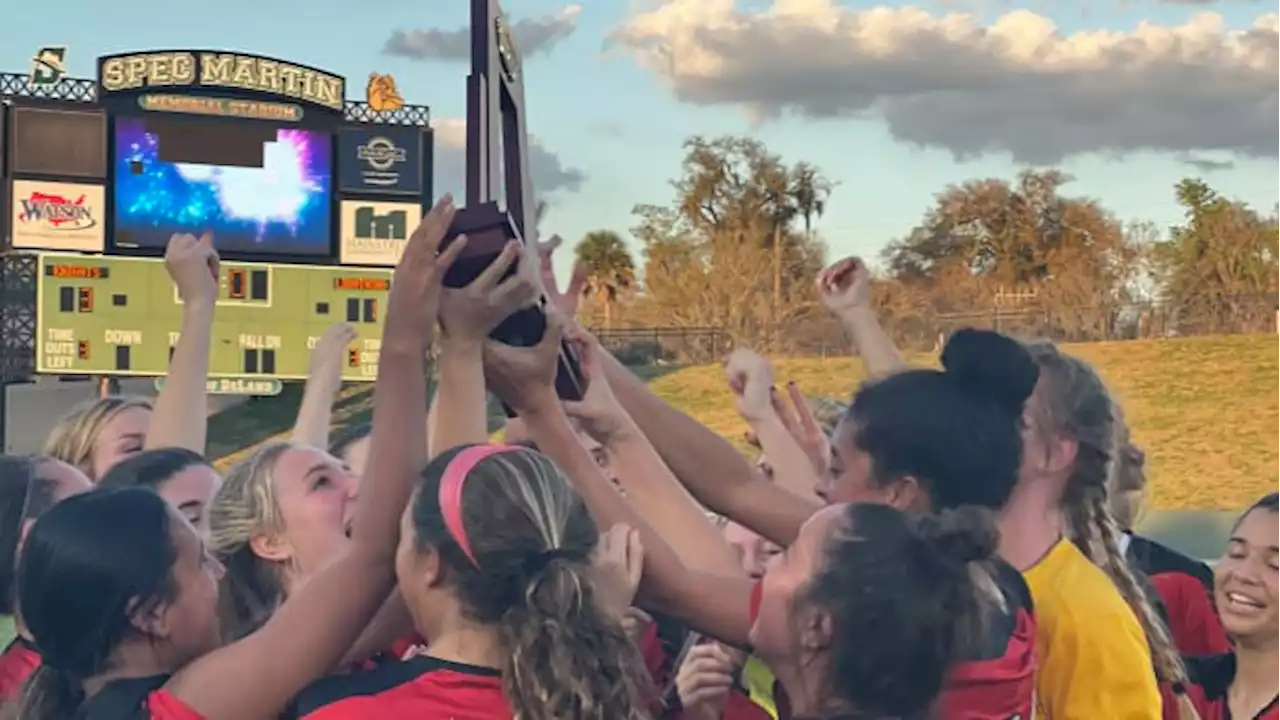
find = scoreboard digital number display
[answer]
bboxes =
[35,253,392,382]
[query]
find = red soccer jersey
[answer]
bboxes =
[78,675,204,720]
[639,618,671,688]
[1127,533,1229,657]
[292,656,510,719]
[1149,572,1230,657]
[758,561,1037,720]
[1164,654,1279,720]
[0,636,41,701]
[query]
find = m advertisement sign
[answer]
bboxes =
[338,128,422,196]
[339,199,421,267]
[10,180,106,252]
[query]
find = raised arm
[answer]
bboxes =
[344,240,543,663]
[817,257,905,378]
[498,228,587,445]
[145,233,217,454]
[599,347,818,548]
[167,197,466,720]
[724,349,822,502]
[431,241,541,456]
[485,317,756,649]
[291,323,357,448]
[563,328,740,576]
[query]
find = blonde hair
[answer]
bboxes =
[43,395,153,479]
[207,441,294,642]
[1024,342,1199,720]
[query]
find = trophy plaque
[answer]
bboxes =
[443,0,585,403]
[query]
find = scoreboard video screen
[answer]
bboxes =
[112,116,335,257]
[36,253,391,381]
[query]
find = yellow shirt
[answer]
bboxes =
[1023,538,1162,720]
[741,656,778,719]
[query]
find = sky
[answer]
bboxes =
[2,0,1276,279]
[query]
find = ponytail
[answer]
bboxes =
[498,558,652,720]
[9,665,85,720]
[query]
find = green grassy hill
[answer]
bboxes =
[210,334,1278,510]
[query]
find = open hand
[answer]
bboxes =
[439,240,541,344]
[593,523,644,617]
[164,232,219,307]
[482,310,568,414]
[816,256,871,312]
[771,381,832,475]
[724,349,775,424]
[385,195,466,352]
[536,233,588,318]
[561,326,628,441]
[308,322,358,384]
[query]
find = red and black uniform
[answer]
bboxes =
[0,636,41,701]
[76,674,203,720]
[1169,654,1279,720]
[290,656,509,719]
[759,560,1037,720]
[1126,532,1230,656]
[639,610,692,696]
[934,561,1037,719]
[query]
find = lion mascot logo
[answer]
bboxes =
[366,73,405,112]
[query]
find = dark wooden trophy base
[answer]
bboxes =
[442,201,585,413]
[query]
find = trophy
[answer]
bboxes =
[442,0,585,404]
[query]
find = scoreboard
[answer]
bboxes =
[35,253,391,381]
[0,48,437,395]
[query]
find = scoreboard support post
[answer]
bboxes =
[0,253,39,450]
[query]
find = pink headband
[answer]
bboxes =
[438,444,520,566]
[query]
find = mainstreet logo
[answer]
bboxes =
[19,191,96,232]
[356,137,408,187]
[353,206,408,244]
[339,200,420,266]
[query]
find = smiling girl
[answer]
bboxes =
[1175,493,1278,720]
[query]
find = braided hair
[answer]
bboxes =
[1024,342,1199,720]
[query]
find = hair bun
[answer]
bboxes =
[914,507,999,568]
[940,329,1039,416]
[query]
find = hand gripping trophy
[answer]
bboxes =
[441,0,585,404]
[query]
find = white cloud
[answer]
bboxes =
[432,117,587,200]
[386,5,583,61]
[608,0,1279,164]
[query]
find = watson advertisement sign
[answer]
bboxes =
[338,128,422,196]
[10,180,106,252]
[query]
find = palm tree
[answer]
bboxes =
[574,230,636,328]
[789,162,833,240]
